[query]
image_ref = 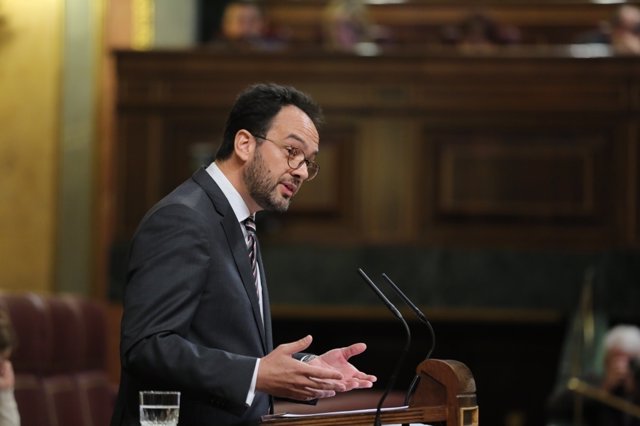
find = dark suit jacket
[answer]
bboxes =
[111,168,273,426]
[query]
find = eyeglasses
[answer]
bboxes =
[254,134,320,181]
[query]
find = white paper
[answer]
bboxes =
[273,405,409,418]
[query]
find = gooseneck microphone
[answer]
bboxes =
[381,273,436,405]
[358,268,411,426]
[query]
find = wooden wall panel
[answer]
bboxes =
[418,118,627,247]
[115,112,224,238]
[116,115,153,239]
[113,50,640,249]
[437,141,597,217]
[430,130,609,218]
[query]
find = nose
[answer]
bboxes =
[291,162,309,181]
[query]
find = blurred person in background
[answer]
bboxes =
[0,309,19,426]
[576,4,640,55]
[220,0,265,43]
[548,324,640,426]
[322,0,384,52]
[610,5,640,54]
[211,0,286,50]
[440,10,521,51]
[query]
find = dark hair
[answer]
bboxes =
[0,308,16,353]
[215,83,324,160]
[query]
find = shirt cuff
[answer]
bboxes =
[246,358,260,406]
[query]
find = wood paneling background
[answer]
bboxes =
[113,49,640,249]
[109,48,640,426]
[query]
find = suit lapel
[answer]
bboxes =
[192,168,269,353]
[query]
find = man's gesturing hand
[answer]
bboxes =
[310,343,377,391]
[257,335,347,401]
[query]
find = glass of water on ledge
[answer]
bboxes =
[139,390,180,426]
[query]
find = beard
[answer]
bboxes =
[244,147,292,212]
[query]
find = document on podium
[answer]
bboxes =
[271,405,409,418]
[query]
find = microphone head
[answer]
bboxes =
[358,268,404,320]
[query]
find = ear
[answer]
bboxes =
[234,129,255,163]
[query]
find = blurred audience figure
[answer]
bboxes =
[211,0,285,50]
[221,0,265,42]
[577,5,640,55]
[440,11,521,51]
[610,5,640,54]
[0,309,19,426]
[547,324,640,426]
[322,0,382,53]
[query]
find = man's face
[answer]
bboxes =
[222,4,264,41]
[243,105,319,212]
[607,348,632,372]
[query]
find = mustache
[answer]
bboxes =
[279,177,302,189]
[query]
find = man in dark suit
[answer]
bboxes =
[110,83,377,426]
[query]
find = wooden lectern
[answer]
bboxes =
[261,359,479,425]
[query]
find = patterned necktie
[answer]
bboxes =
[243,217,259,292]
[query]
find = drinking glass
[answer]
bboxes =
[139,391,180,426]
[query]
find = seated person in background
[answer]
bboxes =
[440,10,521,51]
[0,309,19,426]
[322,0,382,52]
[212,0,285,49]
[220,0,265,43]
[610,5,640,54]
[576,5,640,55]
[548,324,640,426]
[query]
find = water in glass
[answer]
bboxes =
[139,404,179,426]
[139,391,180,426]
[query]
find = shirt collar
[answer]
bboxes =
[205,162,252,223]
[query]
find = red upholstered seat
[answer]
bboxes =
[72,296,108,370]
[69,295,114,426]
[0,293,115,426]
[42,376,86,426]
[0,293,52,426]
[13,375,48,426]
[0,293,51,375]
[47,296,85,374]
[76,371,115,426]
